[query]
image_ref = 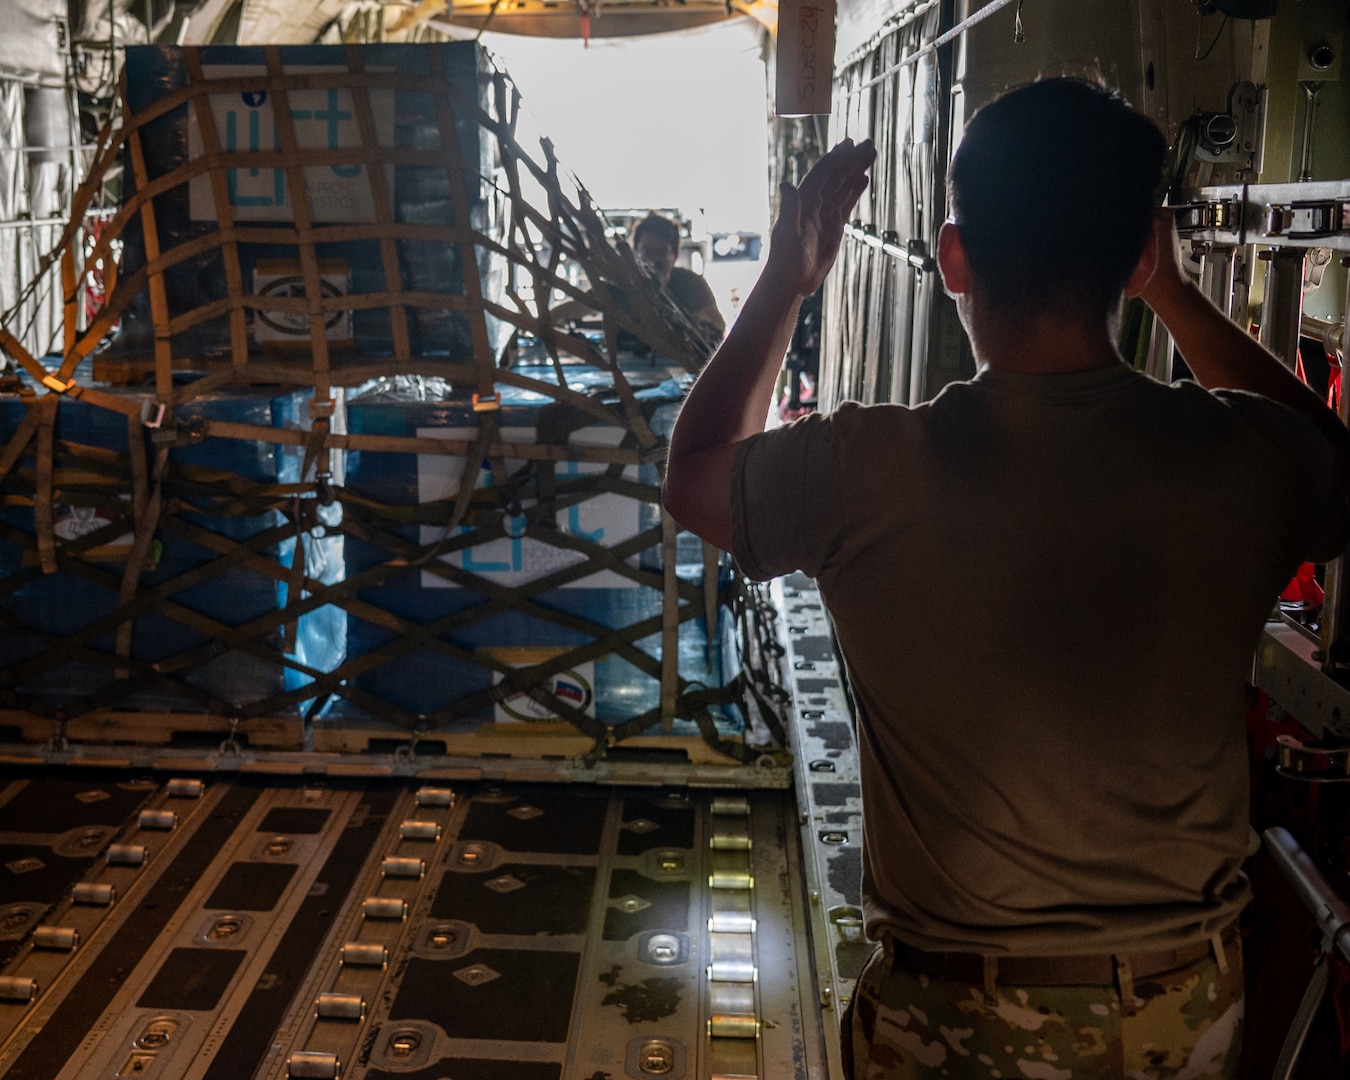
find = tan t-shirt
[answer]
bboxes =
[732,363,1349,955]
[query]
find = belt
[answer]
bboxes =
[882,924,1238,992]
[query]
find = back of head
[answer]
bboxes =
[949,78,1166,320]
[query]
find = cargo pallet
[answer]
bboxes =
[0,43,788,780]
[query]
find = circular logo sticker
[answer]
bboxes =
[242,91,268,108]
[499,670,594,723]
[257,275,346,335]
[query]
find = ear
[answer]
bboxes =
[937,222,970,295]
[1124,227,1159,298]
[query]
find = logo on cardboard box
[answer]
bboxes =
[486,647,597,724]
[253,259,353,348]
[189,67,395,223]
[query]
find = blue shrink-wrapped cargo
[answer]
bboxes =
[103,43,504,365]
[340,367,736,732]
[0,380,344,712]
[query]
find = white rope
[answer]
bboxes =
[844,0,1021,99]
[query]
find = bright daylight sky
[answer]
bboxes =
[481,19,772,239]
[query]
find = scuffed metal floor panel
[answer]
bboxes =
[0,770,828,1079]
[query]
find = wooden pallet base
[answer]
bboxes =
[0,709,304,749]
[310,718,743,765]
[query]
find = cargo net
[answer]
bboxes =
[0,43,789,765]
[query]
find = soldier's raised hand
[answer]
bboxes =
[765,138,876,300]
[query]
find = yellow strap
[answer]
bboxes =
[32,396,58,575]
[115,446,169,670]
[0,401,46,482]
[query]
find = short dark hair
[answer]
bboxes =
[632,213,680,256]
[949,78,1166,318]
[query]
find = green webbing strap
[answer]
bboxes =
[412,421,495,568]
[678,678,764,764]
[702,539,720,650]
[282,496,305,648]
[660,509,679,733]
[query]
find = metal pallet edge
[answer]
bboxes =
[772,574,866,1080]
[0,741,795,789]
[1253,618,1350,741]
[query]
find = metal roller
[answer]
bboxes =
[708,932,756,982]
[32,926,80,951]
[0,976,38,1002]
[708,911,756,934]
[287,1051,341,1078]
[362,897,409,920]
[709,890,755,932]
[72,882,116,905]
[166,777,206,798]
[138,810,179,830]
[708,850,753,890]
[709,822,752,851]
[710,796,750,816]
[708,1014,761,1039]
[340,942,388,968]
[314,992,366,1020]
[107,844,147,866]
[708,960,758,982]
[710,981,757,1016]
[381,857,425,879]
[415,787,455,807]
[399,820,441,841]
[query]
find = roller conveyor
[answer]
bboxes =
[0,770,831,1079]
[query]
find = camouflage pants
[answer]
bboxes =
[843,940,1244,1079]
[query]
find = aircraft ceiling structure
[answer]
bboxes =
[214,0,780,44]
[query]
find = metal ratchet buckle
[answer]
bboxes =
[140,400,166,429]
[1174,200,1237,233]
[1265,200,1349,240]
[472,392,500,412]
[1276,734,1350,782]
[315,470,336,506]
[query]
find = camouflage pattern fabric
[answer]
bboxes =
[843,941,1244,1079]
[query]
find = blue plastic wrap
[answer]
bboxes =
[340,367,734,730]
[0,380,344,711]
[103,43,504,365]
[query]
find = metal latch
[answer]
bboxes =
[905,237,936,272]
[1276,734,1350,782]
[1175,200,1240,233]
[471,392,500,412]
[140,400,166,428]
[1265,200,1350,240]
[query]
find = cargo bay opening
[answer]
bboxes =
[0,1,1349,1078]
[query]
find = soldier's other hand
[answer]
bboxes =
[1134,208,1191,310]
